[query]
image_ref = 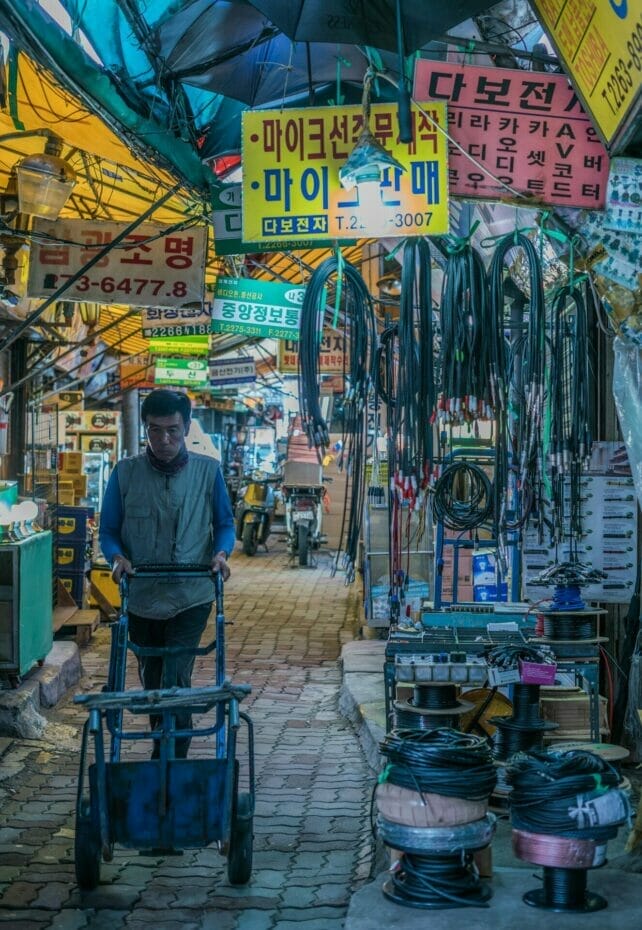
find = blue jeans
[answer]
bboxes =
[128,603,211,758]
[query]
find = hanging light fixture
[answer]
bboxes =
[377,271,402,299]
[338,69,405,237]
[78,302,101,327]
[14,133,76,220]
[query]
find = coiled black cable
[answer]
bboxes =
[432,462,493,531]
[484,644,553,671]
[507,750,628,841]
[379,728,497,801]
[385,852,492,909]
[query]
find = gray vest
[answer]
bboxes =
[118,452,218,619]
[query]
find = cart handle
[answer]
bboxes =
[119,564,224,602]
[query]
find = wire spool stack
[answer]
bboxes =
[376,729,497,909]
[486,646,558,763]
[393,683,474,731]
[508,749,631,912]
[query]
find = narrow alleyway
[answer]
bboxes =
[0,541,376,929]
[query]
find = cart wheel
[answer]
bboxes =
[227,792,253,885]
[75,801,101,890]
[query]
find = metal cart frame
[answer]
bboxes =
[73,566,254,890]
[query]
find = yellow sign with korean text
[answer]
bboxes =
[533,0,642,149]
[278,329,348,374]
[242,102,449,243]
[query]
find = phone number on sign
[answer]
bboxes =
[142,324,209,338]
[47,274,191,299]
[600,15,642,116]
[334,211,434,232]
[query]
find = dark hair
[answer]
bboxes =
[140,389,191,424]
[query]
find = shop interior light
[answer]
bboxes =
[14,132,76,220]
[338,69,405,237]
[78,302,101,327]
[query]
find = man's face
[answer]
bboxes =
[145,412,189,462]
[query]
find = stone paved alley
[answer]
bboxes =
[0,541,376,929]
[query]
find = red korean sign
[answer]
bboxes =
[413,60,610,208]
[27,219,207,307]
[278,330,348,375]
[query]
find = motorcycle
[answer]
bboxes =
[282,461,331,567]
[235,472,278,556]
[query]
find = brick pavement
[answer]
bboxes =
[0,542,376,929]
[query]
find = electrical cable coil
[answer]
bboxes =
[507,749,631,841]
[512,829,607,869]
[432,462,493,531]
[379,728,497,801]
[383,851,492,910]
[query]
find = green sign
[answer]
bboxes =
[211,276,305,341]
[211,184,354,256]
[154,358,209,387]
[147,334,210,356]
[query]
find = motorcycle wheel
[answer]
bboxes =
[242,522,258,556]
[297,521,309,566]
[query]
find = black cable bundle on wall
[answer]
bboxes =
[297,256,377,579]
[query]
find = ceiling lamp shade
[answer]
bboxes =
[14,134,76,220]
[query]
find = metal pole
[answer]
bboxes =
[0,182,180,354]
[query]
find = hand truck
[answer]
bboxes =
[73,565,254,890]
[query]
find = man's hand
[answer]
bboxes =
[111,554,133,583]
[211,551,231,582]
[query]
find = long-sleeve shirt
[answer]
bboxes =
[99,463,236,565]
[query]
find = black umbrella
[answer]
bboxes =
[248,0,495,53]
[155,0,399,107]
[248,0,493,140]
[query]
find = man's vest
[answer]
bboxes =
[118,452,218,619]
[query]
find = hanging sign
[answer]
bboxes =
[532,0,642,151]
[119,354,155,391]
[141,303,212,338]
[27,219,207,307]
[211,276,305,340]
[147,334,210,356]
[210,357,257,386]
[211,184,353,255]
[278,329,347,374]
[413,60,610,208]
[242,102,450,243]
[154,358,209,387]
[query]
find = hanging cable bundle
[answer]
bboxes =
[507,749,631,912]
[436,242,495,426]
[489,233,547,541]
[549,283,592,551]
[431,461,493,531]
[297,255,376,578]
[379,728,497,801]
[382,238,435,616]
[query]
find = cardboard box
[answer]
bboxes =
[56,569,85,606]
[59,472,88,496]
[57,505,91,541]
[58,487,76,505]
[58,451,83,473]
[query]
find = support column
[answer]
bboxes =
[121,388,140,459]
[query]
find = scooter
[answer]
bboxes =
[282,462,331,567]
[235,472,278,556]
